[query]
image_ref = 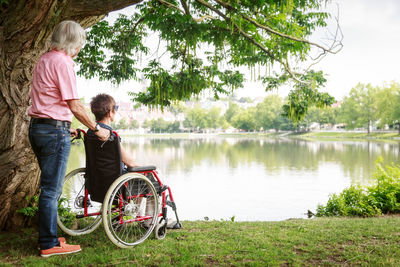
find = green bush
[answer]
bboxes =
[316,186,381,217]
[17,195,76,225]
[368,163,400,214]
[17,195,39,217]
[316,162,400,217]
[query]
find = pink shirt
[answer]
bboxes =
[28,50,79,122]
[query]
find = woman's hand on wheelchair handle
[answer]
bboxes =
[96,127,110,141]
[70,128,78,137]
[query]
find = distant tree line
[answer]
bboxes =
[338,82,400,134]
[110,118,139,131]
[96,82,400,134]
[303,82,400,134]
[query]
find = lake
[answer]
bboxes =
[67,136,400,221]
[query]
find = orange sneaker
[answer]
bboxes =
[40,242,81,257]
[38,237,67,250]
[58,237,67,244]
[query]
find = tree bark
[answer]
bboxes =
[0,0,141,231]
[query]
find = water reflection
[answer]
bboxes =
[67,137,400,221]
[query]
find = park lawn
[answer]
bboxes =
[1,217,400,266]
[299,131,400,140]
[120,131,400,141]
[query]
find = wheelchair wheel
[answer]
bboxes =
[102,173,159,248]
[154,218,167,240]
[57,168,102,236]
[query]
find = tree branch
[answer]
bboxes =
[158,0,216,22]
[193,15,216,22]
[194,0,304,84]
[180,0,190,15]
[213,0,342,55]
[305,7,344,72]
[63,0,145,28]
[120,16,146,35]
[67,0,144,17]
[157,0,185,14]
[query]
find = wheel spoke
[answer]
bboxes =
[57,168,102,236]
[103,174,159,248]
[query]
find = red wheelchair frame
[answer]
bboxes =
[57,129,181,248]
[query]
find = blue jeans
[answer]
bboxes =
[29,121,71,250]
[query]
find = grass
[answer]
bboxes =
[121,133,192,138]
[296,131,400,141]
[218,132,279,137]
[120,132,280,138]
[121,132,281,139]
[1,217,400,266]
[119,131,400,141]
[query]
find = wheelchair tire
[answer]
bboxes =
[154,219,167,240]
[102,173,159,248]
[57,168,102,236]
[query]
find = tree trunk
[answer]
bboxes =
[367,120,371,136]
[0,0,141,231]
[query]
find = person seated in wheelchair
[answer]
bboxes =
[86,93,155,218]
[87,93,138,171]
[85,93,181,230]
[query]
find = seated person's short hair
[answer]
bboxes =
[90,94,116,121]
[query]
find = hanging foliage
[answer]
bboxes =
[77,0,342,122]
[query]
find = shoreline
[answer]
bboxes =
[118,130,400,141]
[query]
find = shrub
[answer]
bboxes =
[316,185,381,217]
[17,195,39,217]
[367,163,400,214]
[316,162,400,217]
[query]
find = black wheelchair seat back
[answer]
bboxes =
[84,132,122,203]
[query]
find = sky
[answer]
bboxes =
[77,0,400,103]
[318,0,400,99]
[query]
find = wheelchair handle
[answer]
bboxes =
[71,128,86,142]
[71,128,114,144]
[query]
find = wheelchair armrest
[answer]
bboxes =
[127,165,157,172]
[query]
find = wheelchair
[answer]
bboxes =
[57,129,181,248]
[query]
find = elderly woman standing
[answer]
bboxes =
[28,20,109,257]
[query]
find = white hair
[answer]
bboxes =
[50,20,86,57]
